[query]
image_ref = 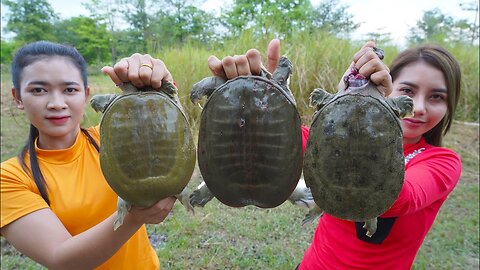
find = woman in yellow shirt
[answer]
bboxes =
[1,41,175,269]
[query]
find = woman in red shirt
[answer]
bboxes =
[211,39,462,270]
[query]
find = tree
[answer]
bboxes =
[408,8,479,44]
[83,0,123,64]
[54,17,111,64]
[3,0,58,43]
[150,0,217,47]
[223,0,313,38]
[308,0,360,35]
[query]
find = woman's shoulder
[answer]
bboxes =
[1,156,33,186]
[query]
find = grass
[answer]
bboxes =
[1,34,479,269]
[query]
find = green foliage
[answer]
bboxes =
[54,17,111,64]
[2,0,58,43]
[222,0,314,38]
[408,8,479,45]
[0,39,18,64]
[308,0,360,35]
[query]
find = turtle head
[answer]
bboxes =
[90,94,118,113]
[272,56,293,87]
[190,76,227,104]
[309,88,335,111]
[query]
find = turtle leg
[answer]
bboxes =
[287,176,316,209]
[386,95,414,118]
[363,218,378,237]
[190,77,227,104]
[309,88,335,111]
[175,187,195,215]
[90,94,118,113]
[302,205,324,227]
[113,197,132,231]
[189,181,215,207]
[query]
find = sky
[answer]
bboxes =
[1,0,478,48]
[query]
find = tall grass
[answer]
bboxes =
[142,31,479,128]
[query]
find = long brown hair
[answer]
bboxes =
[389,45,462,146]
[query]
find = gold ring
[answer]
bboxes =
[140,63,153,70]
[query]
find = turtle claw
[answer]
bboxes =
[113,197,131,231]
[189,181,214,207]
[175,187,195,215]
[363,218,378,237]
[302,205,324,227]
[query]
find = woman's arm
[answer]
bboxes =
[1,196,175,269]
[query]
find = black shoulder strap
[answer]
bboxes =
[81,128,100,152]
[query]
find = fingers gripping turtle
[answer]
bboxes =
[91,82,196,230]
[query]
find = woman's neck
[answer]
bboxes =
[37,127,81,150]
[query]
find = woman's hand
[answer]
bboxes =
[338,41,392,96]
[102,54,173,90]
[207,39,281,79]
[126,197,177,225]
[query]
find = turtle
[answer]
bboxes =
[90,82,196,230]
[303,48,414,237]
[189,56,303,208]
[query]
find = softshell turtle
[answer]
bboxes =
[303,48,414,237]
[90,82,196,230]
[189,56,303,208]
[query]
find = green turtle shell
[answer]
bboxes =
[99,90,196,207]
[304,82,404,221]
[198,76,303,208]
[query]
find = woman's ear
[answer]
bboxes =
[11,87,24,110]
[85,86,90,102]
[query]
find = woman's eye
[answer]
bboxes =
[65,88,78,93]
[398,88,413,95]
[31,88,46,94]
[431,94,445,101]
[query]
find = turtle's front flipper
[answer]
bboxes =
[363,218,378,237]
[175,187,195,215]
[288,176,316,209]
[90,94,118,113]
[386,95,414,118]
[190,77,227,104]
[309,88,335,111]
[302,205,324,226]
[189,181,214,207]
[113,197,132,231]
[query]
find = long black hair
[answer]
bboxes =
[12,41,99,205]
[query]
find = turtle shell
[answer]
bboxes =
[99,90,196,207]
[304,82,404,221]
[198,76,303,208]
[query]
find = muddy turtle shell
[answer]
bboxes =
[304,82,404,221]
[198,76,303,208]
[99,90,196,208]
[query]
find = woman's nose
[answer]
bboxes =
[47,91,67,110]
[412,96,426,116]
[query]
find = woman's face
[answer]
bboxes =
[13,56,90,149]
[389,61,448,145]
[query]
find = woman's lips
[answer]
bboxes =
[402,118,425,127]
[46,116,70,124]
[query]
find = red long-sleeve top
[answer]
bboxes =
[299,130,462,270]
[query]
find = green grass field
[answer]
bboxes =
[1,36,478,269]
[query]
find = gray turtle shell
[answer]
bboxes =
[198,76,303,208]
[304,82,404,221]
[98,87,196,208]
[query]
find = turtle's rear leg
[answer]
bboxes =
[363,218,378,237]
[189,181,215,207]
[113,197,132,231]
[175,187,195,215]
[302,205,324,226]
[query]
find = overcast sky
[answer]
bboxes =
[1,0,478,47]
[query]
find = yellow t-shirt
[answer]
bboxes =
[1,126,159,269]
